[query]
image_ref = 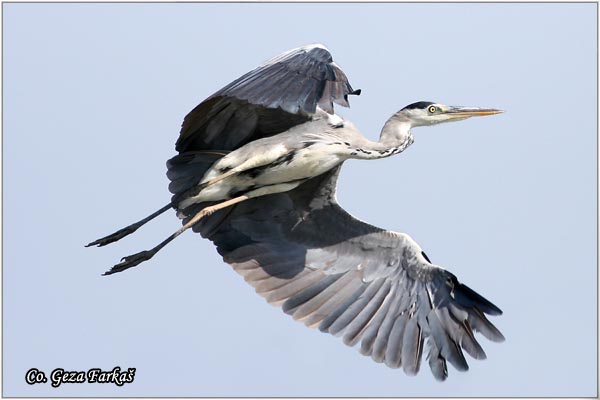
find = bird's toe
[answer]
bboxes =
[102,250,154,276]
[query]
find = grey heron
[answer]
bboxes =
[88,44,504,380]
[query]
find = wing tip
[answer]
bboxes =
[456,281,503,316]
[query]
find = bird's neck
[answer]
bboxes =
[379,117,413,149]
[354,117,414,159]
[342,116,414,160]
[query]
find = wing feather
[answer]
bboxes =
[359,284,397,357]
[175,44,359,153]
[301,272,365,328]
[426,338,449,381]
[385,314,409,368]
[281,273,343,315]
[371,287,408,363]
[401,317,424,376]
[428,309,469,371]
[262,270,325,305]
[284,269,358,320]
[182,167,504,380]
[327,278,387,337]
[341,279,393,346]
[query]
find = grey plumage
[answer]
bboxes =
[174,163,504,381]
[89,44,504,381]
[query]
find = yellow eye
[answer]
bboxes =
[428,105,437,114]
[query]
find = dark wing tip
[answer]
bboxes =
[495,331,507,342]
[457,281,503,316]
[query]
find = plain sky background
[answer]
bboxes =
[3,2,597,397]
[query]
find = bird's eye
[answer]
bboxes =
[428,106,437,114]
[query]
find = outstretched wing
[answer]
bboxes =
[188,167,504,381]
[175,44,360,153]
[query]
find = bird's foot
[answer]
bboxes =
[102,250,155,276]
[86,225,140,247]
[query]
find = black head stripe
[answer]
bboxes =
[402,101,435,110]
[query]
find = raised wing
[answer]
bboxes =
[175,44,360,153]
[183,167,504,381]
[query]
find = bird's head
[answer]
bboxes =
[397,101,503,128]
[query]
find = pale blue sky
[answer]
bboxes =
[3,2,597,397]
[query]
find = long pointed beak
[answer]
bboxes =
[444,106,504,119]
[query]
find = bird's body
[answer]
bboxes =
[88,43,505,381]
[182,116,349,206]
[178,111,413,209]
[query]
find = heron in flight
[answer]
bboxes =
[88,44,504,380]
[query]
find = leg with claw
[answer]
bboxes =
[103,195,250,275]
[86,203,172,247]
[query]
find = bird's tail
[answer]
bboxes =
[166,150,228,203]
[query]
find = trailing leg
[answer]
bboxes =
[86,203,172,247]
[102,195,250,275]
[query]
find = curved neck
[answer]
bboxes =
[380,116,413,148]
[348,115,414,159]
